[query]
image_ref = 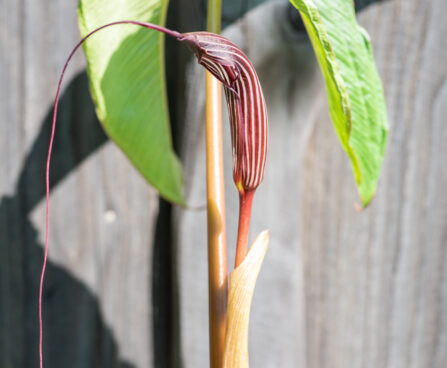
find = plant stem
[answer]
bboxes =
[205,1,227,367]
[205,73,228,367]
[234,190,255,268]
[207,0,222,34]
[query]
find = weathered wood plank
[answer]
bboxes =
[301,2,447,367]
[0,1,159,367]
[175,0,447,367]
[2,0,446,366]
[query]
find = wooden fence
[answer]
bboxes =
[1,0,445,367]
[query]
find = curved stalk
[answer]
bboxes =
[39,19,182,368]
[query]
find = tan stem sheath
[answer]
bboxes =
[223,230,270,368]
[205,71,228,368]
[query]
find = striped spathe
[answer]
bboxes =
[181,32,268,194]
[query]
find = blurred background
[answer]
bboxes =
[1,0,446,367]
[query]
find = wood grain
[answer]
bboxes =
[0,1,159,367]
[175,0,447,367]
[2,0,446,367]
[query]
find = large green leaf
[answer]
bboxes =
[78,0,185,205]
[290,0,388,206]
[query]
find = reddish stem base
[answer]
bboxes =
[234,190,255,268]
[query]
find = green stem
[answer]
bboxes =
[207,0,222,33]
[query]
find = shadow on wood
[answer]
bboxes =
[355,0,388,12]
[0,72,134,367]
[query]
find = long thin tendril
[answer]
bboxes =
[39,20,180,368]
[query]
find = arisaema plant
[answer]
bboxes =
[39,0,387,367]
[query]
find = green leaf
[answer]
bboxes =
[289,0,388,206]
[78,0,185,205]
